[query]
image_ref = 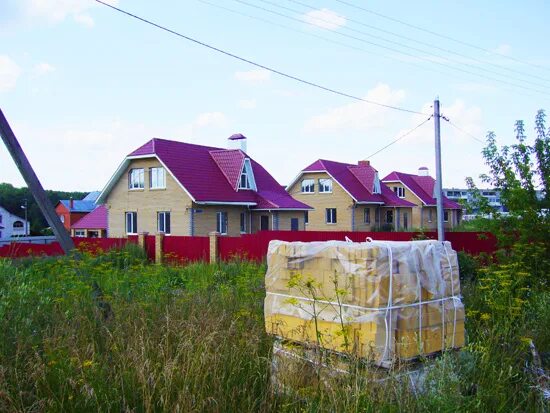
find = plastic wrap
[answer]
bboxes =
[264,239,465,367]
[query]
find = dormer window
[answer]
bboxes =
[373,173,381,194]
[394,187,406,198]
[238,159,256,191]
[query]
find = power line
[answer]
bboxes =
[334,0,550,73]
[367,115,433,158]
[443,117,486,144]
[94,0,426,115]
[286,0,550,86]
[245,0,550,96]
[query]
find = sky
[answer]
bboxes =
[1,0,549,192]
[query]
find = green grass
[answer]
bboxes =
[0,246,547,412]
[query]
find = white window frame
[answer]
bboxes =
[60,215,65,224]
[301,179,315,193]
[238,159,257,191]
[150,167,166,189]
[216,211,228,235]
[128,168,144,190]
[304,211,309,225]
[74,230,86,237]
[364,208,371,224]
[240,211,247,234]
[318,178,332,193]
[326,208,337,224]
[125,212,137,234]
[157,211,171,234]
[393,186,405,198]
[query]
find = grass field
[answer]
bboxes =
[0,245,547,412]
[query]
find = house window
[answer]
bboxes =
[301,179,314,193]
[240,170,251,189]
[150,167,166,189]
[318,178,332,193]
[125,212,137,234]
[75,230,86,237]
[128,168,144,189]
[157,211,171,234]
[428,209,433,222]
[60,215,65,224]
[444,210,449,222]
[364,208,371,224]
[216,211,228,235]
[13,221,23,229]
[304,211,309,225]
[386,210,394,224]
[326,208,337,224]
[393,187,405,198]
[238,159,256,190]
[240,212,247,233]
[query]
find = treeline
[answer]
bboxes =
[0,183,89,234]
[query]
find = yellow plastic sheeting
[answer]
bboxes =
[264,239,465,367]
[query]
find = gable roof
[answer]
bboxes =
[382,171,462,209]
[72,205,108,230]
[295,159,415,207]
[59,200,96,213]
[98,138,311,210]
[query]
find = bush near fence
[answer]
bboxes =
[0,231,496,262]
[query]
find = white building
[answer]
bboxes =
[0,206,30,239]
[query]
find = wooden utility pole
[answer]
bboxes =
[0,108,75,253]
[434,99,444,242]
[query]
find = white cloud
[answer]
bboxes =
[0,55,21,92]
[73,13,94,28]
[234,69,271,84]
[22,0,119,26]
[303,8,346,30]
[238,99,257,109]
[304,83,406,133]
[33,62,55,76]
[493,43,511,55]
[193,112,229,128]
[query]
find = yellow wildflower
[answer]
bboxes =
[82,360,94,368]
[480,313,491,321]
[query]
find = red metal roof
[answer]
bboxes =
[128,138,311,210]
[72,205,107,229]
[382,171,461,209]
[301,159,415,207]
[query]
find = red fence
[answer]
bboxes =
[219,231,497,262]
[0,231,497,262]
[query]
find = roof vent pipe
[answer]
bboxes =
[228,133,247,153]
[69,197,74,209]
[418,166,429,176]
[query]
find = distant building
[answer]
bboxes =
[0,205,30,239]
[443,188,507,214]
[71,205,108,238]
[55,192,100,231]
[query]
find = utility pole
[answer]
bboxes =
[434,99,444,242]
[0,108,75,253]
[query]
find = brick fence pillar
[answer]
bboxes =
[137,232,148,250]
[155,233,164,264]
[209,231,220,264]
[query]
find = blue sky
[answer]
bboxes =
[1,0,549,191]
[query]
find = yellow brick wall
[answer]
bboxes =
[193,205,248,237]
[288,172,354,231]
[104,157,193,237]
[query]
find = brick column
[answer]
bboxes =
[137,232,148,250]
[155,233,164,264]
[209,231,220,264]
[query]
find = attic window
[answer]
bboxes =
[373,173,381,194]
[394,187,406,198]
[238,159,256,191]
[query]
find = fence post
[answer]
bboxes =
[209,231,220,264]
[155,233,164,264]
[137,232,148,251]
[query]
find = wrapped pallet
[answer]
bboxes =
[264,239,465,367]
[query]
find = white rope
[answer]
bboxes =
[443,242,457,348]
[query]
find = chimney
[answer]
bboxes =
[418,166,429,176]
[69,197,74,209]
[228,133,247,153]
[358,160,370,167]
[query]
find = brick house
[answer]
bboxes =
[96,135,311,237]
[287,159,415,231]
[382,167,462,229]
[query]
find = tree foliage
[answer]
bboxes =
[0,183,88,234]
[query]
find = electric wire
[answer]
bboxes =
[286,0,550,85]
[242,0,550,96]
[334,0,550,73]
[443,117,486,144]
[94,0,426,115]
